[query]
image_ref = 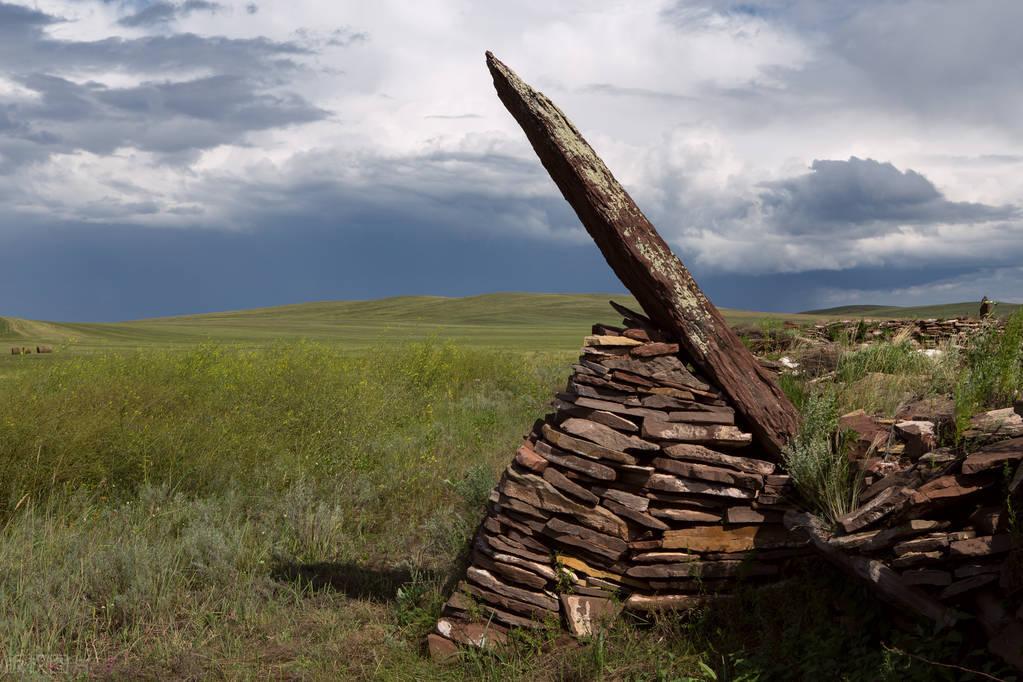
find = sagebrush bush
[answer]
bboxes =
[782,389,861,525]
[954,310,1023,433]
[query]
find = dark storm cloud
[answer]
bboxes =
[0,1,333,170]
[0,73,327,168]
[757,157,1017,235]
[118,1,223,27]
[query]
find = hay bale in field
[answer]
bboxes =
[10,347,20,355]
[36,345,53,354]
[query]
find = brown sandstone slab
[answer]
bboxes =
[624,593,734,612]
[962,436,1023,474]
[662,524,798,553]
[472,551,549,590]
[652,507,721,523]
[949,535,1014,558]
[940,574,998,600]
[837,486,913,534]
[435,619,508,650]
[911,474,994,505]
[653,457,763,490]
[724,507,781,524]
[599,355,711,391]
[533,439,617,480]
[543,518,628,562]
[630,342,680,357]
[585,334,643,347]
[665,410,737,425]
[592,486,649,512]
[560,594,621,637]
[560,417,659,453]
[601,498,669,531]
[515,444,548,473]
[466,567,558,612]
[627,560,777,579]
[542,466,599,505]
[661,443,774,475]
[561,395,664,420]
[642,419,753,447]
[632,551,698,563]
[646,473,754,500]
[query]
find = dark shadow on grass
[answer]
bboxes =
[272,561,445,601]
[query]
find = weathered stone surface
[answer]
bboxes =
[466,567,558,611]
[542,424,639,465]
[837,486,913,534]
[481,533,550,565]
[653,457,762,490]
[954,563,1002,579]
[893,420,936,459]
[460,580,553,620]
[962,436,1023,474]
[560,417,659,453]
[838,409,889,458]
[661,443,774,475]
[602,498,669,531]
[632,551,697,563]
[627,560,777,579]
[585,334,643,347]
[893,531,976,555]
[436,617,508,649]
[651,507,720,523]
[543,518,628,562]
[965,407,1023,440]
[949,535,1014,558]
[543,466,599,505]
[662,524,799,553]
[641,394,696,410]
[515,444,548,473]
[556,554,645,589]
[891,551,943,569]
[724,507,781,524]
[561,594,621,637]
[642,419,753,447]
[533,440,617,480]
[427,633,460,662]
[857,520,950,553]
[911,474,993,505]
[665,410,737,425]
[630,342,680,357]
[624,593,733,611]
[561,395,664,419]
[473,551,549,590]
[858,469,921,504]
[646,473,754,500]
[598,490,646,514]
[599,355,710,391]
[565,408,639,433]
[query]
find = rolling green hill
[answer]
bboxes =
[0,293,823,356]
[803,301,1020,319]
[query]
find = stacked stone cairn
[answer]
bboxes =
[428,303,812,658]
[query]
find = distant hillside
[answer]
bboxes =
[0,293,821,355]
[803,301,1021,319]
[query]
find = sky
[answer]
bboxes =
[1,0,1022,321]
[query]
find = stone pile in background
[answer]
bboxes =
[429,304,811,658]
[811,317,996,348]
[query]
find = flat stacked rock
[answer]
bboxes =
[787,429,1023,668]
[429,306,809,658]
[811,318,994,349]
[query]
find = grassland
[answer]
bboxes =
[804,301,1021,319]
[0,295,1013,679]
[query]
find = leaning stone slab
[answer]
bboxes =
[836,486,913,534]
[911,474,994,505]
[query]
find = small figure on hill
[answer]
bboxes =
[979,295,994,319]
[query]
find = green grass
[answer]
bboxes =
[804,301,1021,319]
[0,293,828,358]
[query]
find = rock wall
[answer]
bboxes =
[430,306,1023,669]
[429,305,810,658]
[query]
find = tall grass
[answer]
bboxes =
[782,390,861,525]
[954,310,1023,435]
